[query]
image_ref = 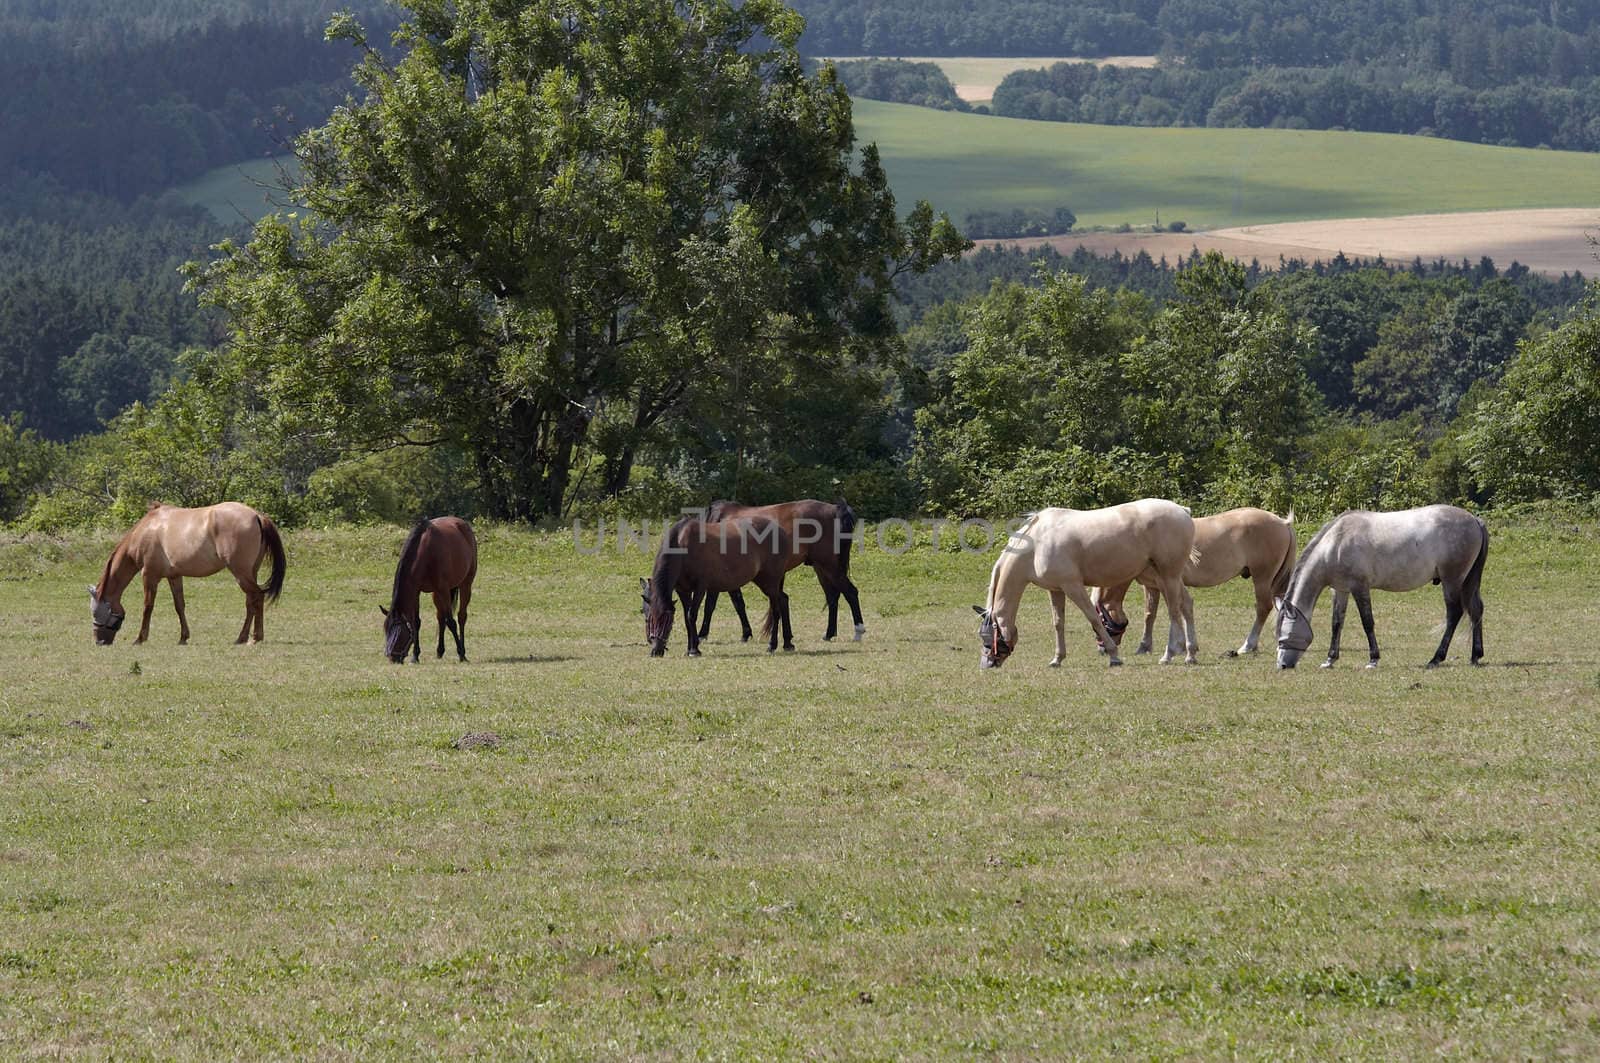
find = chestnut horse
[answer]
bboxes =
[694,497,862,643]
[1093,507,1296,658]
[975,499,1199,669]
[379,517,477,664]
[642,515,793,656]
[88,501,286,645]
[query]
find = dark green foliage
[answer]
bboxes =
[961,208,1076,240]
[827,59,969,111]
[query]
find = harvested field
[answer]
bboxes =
[977,208,1600,276]
[824,56,1159,103]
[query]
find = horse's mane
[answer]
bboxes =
[650,516,697,602]
[1286,511,1347,597]
[390,518,431,611]
[96,510,154,595]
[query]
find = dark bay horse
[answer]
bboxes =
[1276,505,1487,669]
[694,497,863,643]
[380,517,477,663]
[642,515,793,656]
[88,501,286,645]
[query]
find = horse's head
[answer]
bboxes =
[1095,599,1130,650]
[1275,597,1312,669]
[88,585,125,645]
[973,605,1015,670]
[379,606,415,663]
[642,578,673,656]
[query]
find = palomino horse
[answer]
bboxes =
[642,516,793,656]
[974,499,1199,669]
[1093,507,1296,658]
[379,517,477,664]
[1275,505,1487,670]
[695,497,863,643]
[88,501,286,645]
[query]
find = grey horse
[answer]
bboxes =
[1276,505,1488,670]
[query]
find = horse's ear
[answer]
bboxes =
[1272,597,1284,613]
[378,605,388,617]
[971,604,987,616]
[639,577,649,595]
[87,584,98,599]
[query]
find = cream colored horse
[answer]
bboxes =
[1093,507,1296,657]
[974,499,1199,669]
[88,502,286,645]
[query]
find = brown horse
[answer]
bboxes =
[694,497,862,643]
[642,515,793,656]
[379,517,477,664]
[88,501,286,645]
[1093,507,1296,657]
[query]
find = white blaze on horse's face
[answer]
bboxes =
[1275,597,1311,669]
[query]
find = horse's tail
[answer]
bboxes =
[258,514,286,604]
[1271,510,1298,599]
[1464,516,1489,599]
[761,603,777,641]
[834,495,857,577]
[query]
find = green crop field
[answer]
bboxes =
[177,105,1600,235]
[851,100,1600,230]
[3,517,1599,1056]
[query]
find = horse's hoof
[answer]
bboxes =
[1108,658,1123,668]
[823,635,835,642]
[741,635,752,643]
[1425,659,1440,669]
[1134,646,1150,656]
[1225,649,1239,658]
[1470,658,1484,667]
[686,649,701,658]
[853,624,866,641]
[1049,657,1062,668]
[1185,657,1197,665]
[783,645,796,653]
[1320,660,1335,669]
[1365,661,1379,670]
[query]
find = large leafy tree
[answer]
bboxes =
[187,0,964,520]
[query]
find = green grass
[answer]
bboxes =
[173,156,300,225]
[175,105,1600,232]
[3,517,1599,1055]
[852,100,1600,229]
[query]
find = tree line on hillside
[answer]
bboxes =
[992,61,1600,150]
[793,0,1600,82]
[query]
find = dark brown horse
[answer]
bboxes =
[642,516,793,656]
[380,517,477,663]
[88,501,285,645]
[694,497,863,643]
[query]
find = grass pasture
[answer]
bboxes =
[852,100,1600,230]
[3,518,1599,1055]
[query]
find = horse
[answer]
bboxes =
[379,517,477,664]
[1275,505,1487,670]
[1092,507,1297,658]
[974,499,1199,669]
[88,501,286,645]
[642,515,793,656]
[693,496,863,643]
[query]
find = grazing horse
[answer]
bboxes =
[88,501,286,645]
[974,499,1199,669]
[1093,507,1297,658]
[1275,505,1487,670]
[694,497,863,643]
[642,516,793,657]
[379,517,477,664]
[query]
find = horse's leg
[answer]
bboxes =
[1427,583,1465,668]
[683,590,704,657]
[1352,587,1380,668]
[1138,582,1160,655]
[1322,589,1348,668]
[1157,573,1196,663]
[840,574,865,641]
[455,581,471,662]
[820,570,840,641]
[697,591,719,640]
[169,576,190,644]
[432,588,455,659]
[781,589,794,652]
[1048,589,1067,667]
[729,589,753,642]
[1467,582,1485,665]
[233,577,255,645]
[1237,574,1274,656]
[1063,583,1122,667]
[134,570,159,644]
